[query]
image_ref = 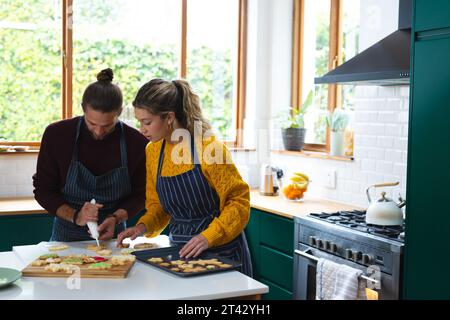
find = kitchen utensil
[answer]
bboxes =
[259,164,284,196]
[366,182,406,226]
[0,268,21,288]
[132,246,241,277]
[87,199,100,246]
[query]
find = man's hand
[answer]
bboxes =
[179,234,209,259]
[76,201,103,226]
[116,223,147,247]
[97,216,116,241]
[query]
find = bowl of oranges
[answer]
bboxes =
[281,172,309,202]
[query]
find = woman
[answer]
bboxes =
[33,68,148,241]
[117,79,252,276]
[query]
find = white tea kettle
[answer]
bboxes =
[366,182,406,226]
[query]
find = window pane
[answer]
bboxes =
[301,0,331,145]
[72,0,180,127]
[0,0,62,141]
[341,0,360,111]
[186,0,239,141]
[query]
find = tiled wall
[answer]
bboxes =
[270,85,410,208]
[0,154,37,197]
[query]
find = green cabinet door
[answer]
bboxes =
[244,208,294,299]
[0,214,54,251]
[245,208,261,278]
[415,0,450,32]
[405,20,450,298]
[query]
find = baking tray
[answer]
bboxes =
[132,246,241,277]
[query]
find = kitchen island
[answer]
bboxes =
[0,236,268,300]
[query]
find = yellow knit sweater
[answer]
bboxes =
[137,136,250,247]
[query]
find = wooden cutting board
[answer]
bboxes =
[22,259,135,279]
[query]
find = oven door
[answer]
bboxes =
[293,244,399,300]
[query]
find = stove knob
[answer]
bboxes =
[330,243,339,253]
[345,249,353,260]
[352,250,362,262]
[362,254,374,265]
[309,236,317,247]
[324,240,331,251]
[317,239,324,249]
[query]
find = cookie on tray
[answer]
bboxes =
[31,259,48,267]
[148,257,164,263]
[39,253,59,260]
[86,244,107,251]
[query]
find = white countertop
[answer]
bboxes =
[0,236,268,300]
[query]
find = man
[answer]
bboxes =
[33,68,148,241]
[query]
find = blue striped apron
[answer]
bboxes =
[50,117,130,241]
[156,138,253,277]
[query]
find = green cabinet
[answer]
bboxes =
[245,208,294,300]
[404,1,450,299]
[414,0,450,32]
[0,214,54,252]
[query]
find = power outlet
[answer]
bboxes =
[325,169,336,189]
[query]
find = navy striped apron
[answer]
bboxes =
[156,138,253,277]
[50,117,130,241]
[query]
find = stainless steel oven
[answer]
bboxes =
[293,213,404,300]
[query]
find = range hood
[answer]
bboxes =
[315,0,412,86]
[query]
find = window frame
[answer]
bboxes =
[291,0,343,153]
[1,0,247,147]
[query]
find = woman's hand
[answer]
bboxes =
[76,202,103,226]
[179,234,209,259]
[116,223,147,247]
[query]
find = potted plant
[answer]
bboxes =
[278,107,307,151]
[325,108,349,156]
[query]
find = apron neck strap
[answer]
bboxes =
[156,135,200,177]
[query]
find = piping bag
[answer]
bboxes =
[87,199,100,247]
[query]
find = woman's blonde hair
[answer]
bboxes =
[132,78,212,135]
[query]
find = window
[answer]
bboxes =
[291,0,359,153]
[0,0,62,142]
[0,0,247,146]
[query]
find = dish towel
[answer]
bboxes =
[316,258,367,300]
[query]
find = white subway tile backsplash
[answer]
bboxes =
[385,124,402,136]
[361,159,377,171]
[378,111,397,122]
[377,136,394,148]
[385,149,403,162]
[394,163,407,176]
[394,138,408,151]
[0,185,16,197]
[376,161,394,174]
[368,148,385,160]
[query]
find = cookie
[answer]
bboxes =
[88,262,112,270]
[82,257,96,264]
[206,265,216,270]
[86,244,107,252]
[111,255,136,266]
[39,253,59,260]
[148,257,164,263]
[170,267,180,272]
[48,244,69,252]
[97,249,112,257]
[120,248,135,255]
[170,260,185,266]
[160,262,171,267]
[45,258,62,264]
[117,243,130,248]
[62,257,84,265]
[45,263,77,273]
[218,263,232,269]
[31,259,48,266]
[134,243,156,250]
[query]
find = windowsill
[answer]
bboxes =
[228,147,256,152]
[271,150,354,162]
[0,150,39,156]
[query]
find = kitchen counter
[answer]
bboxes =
[0,237,268,300]
[1,191,364,219]
[0,197,45,216]
[249,189,363,219]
